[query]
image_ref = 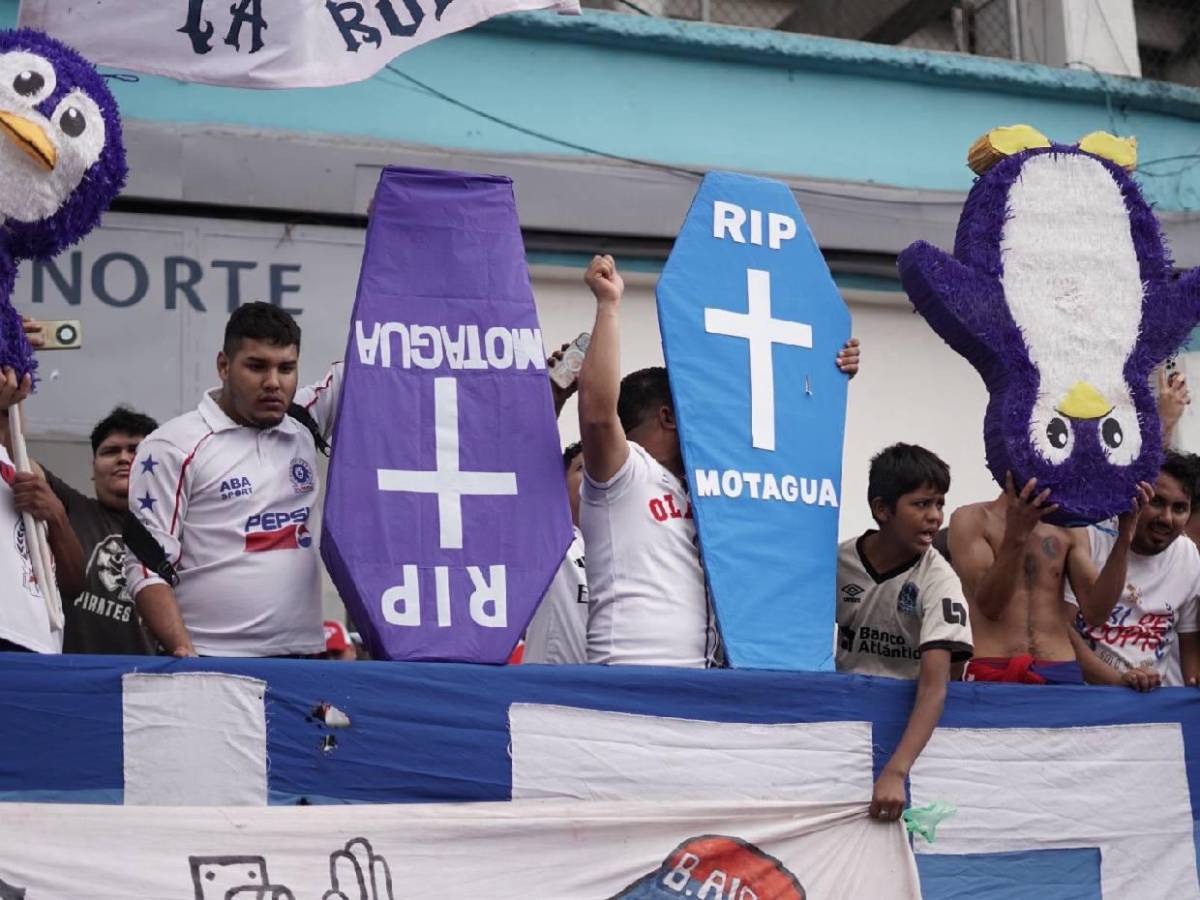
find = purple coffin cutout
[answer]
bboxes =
[321,167,572,661]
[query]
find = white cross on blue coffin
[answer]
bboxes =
[657,172,851,670]
[1,656,1197,899]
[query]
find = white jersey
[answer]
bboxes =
[124,366,341,657]
[0,446,61,653]
[581,442,716,668]
[836,533,973,680]
[522,527,587,665]
[1066,523,1200,685]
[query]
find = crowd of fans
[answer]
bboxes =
[0,256,1196,820]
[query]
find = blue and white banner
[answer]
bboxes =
[657,172,851,670]
[0,656,1197,899]
[18,0,579,89]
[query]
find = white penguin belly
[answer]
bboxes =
[1000,153,1144,465]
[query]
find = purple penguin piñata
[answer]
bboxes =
[899,126,1200,525]
[0,29,126,379]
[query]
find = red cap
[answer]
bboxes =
[323,620,350,653]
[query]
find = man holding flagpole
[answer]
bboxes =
[0,367,85,653]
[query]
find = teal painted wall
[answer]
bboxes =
[7,2,1200,209]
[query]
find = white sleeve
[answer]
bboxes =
[1178,568,1200,635]
[294,362,342,440]
[123,437,187,600]
[581,445,646,505]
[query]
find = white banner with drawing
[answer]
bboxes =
[0,798,918,899]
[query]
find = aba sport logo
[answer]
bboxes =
[613,834,806,900]
[244,507,312,552]
[290,457,314,494]
[219,475,253,501]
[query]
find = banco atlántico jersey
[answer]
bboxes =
[124,366,341,657]
[836,532,973,679]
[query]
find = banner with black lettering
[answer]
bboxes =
[0,798,920,898]
[18,0,579,89]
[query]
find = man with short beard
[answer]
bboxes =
[1068,452,1200,687]
[124,303,340,658]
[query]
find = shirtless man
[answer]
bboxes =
[948,473,1159,690]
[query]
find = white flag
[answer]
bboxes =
[0,799,921,899]
[17,0,580,89]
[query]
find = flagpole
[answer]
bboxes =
[10,402,63,632]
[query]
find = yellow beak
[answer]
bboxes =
[0,111,56,172]
[1056,381,1112,420]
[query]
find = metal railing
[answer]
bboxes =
[584,0,1200,88]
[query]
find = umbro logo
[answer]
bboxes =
[841,584,864,602]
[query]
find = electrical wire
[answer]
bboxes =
[383,65,707,181]
[614,0,654,15]
[382,66,972,205]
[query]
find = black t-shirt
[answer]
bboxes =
[45,470,151,655]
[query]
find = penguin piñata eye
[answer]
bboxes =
[1047,417,1069,449]
[13,70,42,96]
[1101,417,1123,449]
[59,107,85,138]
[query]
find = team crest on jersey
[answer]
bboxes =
[219,475,253,500]
[897,581,920,617]
[841,583,864,603]
[289,457,314,494]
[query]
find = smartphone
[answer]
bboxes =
[549,332,591,390]
[40,320,82,350]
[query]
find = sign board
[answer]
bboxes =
[657,172,850,670]
[321,167,571,662]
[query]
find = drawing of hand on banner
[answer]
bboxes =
[188,837,394,900]
[324,838,394,900]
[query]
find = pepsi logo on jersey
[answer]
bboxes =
[244,507,312,552]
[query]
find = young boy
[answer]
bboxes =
[836,443,973,821]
